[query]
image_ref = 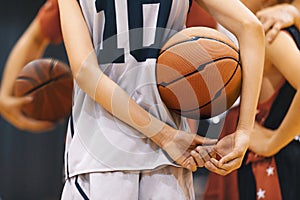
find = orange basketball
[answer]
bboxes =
[156,27,241,119]
[13,58,73,121]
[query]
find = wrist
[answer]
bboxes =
[258,130,277,157]
[0,91,13,100]
[235,126,252,137]
[266,129,283,156]
[150,125,176,148]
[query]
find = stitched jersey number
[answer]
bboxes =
[95,0,172,64]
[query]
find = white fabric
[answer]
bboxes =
[65,0,191,177]
[61,166,195,200]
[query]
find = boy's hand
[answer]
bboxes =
[161,130,217,172]
[191,145,216,167]
[205,131,249,175]
[256,4,300,43]
[0,95,54,132]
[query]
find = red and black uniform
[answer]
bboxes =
[203,26,300,200]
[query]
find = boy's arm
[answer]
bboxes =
[0,18,55,132]
[0,0,62,132]
[1,0,62,99]
[195,0,265,175]
[250,30,300,156]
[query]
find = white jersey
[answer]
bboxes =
[65,0,191,178]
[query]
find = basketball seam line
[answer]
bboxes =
[15,76,38,86]
[168,61,241,114]
[158,56,240,87]
[20,73,72,96]
[195,36,239,52]
[34,60,50,82]
[160,36,239,55]
[49,58,57,76]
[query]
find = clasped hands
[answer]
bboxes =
[191,131,250,175]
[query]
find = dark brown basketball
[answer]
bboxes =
[156,27,242,119]
[13,58,73,121]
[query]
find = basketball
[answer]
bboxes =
[13,58,73,121]
[156,27,242,119]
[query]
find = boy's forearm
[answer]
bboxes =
[236,26,265,133]
[59,0,178,147]
[0,19,49,97]
[271,92,300,149]
[195,0,265,133]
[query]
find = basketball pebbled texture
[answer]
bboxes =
[156,27,242,119]
[13,58,73,121]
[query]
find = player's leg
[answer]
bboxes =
[139,166,195,200]
[61,171,140,200]
[61,175,88,200]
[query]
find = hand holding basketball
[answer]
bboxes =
[0,93,55,132]
[13,58,73,122]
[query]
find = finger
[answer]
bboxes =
[196,145,216,160]
[262,20,276,33]
[255,14,274,33]
[207,146,217,159]
[211,157,240,172]
[218,151,240,166]
[256,16,267,26]
[195,135,217,145]
[21,95,33,103]
[265,23,281,43]
[183,156,197,172]
[203,137,218,145]
[191,150,205,167]
[205,160,229,176]
[1,106,55,132]
[255,10,265,19]
[17,96,34,106]
[17,116,55,133]
[262,20,274,32]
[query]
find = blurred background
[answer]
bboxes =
[0,0,68,199]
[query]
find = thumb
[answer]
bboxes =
[194,135,217,145]
[218,151,238,166]
[266,23,281,43]
[19,96,33,105]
